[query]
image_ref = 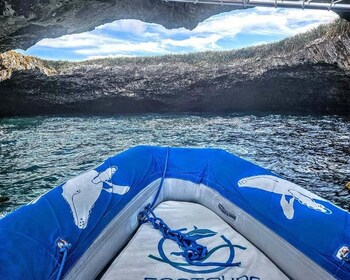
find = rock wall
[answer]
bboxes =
[0,0,234,53]
[1,0,349,54]
[0,20,349,116]
[0,51,56,82]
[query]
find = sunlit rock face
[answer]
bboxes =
[0,51,56,82]
[0,20,349,116]
[0,0,234,53]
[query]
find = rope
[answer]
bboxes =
[56,239,71,280]
[138,147,238,268]
[139,205,239,268]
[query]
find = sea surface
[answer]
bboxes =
[0,113,349,216]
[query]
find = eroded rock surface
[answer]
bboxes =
[0,51,56,82]
[0,0,349,54]
[0,0,234,53]
[0,20,349,116]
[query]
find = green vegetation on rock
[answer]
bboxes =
[42,18,349,70]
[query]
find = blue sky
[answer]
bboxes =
[18,7,338,61]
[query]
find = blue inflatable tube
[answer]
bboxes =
[0,146,349,279]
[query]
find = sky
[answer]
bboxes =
[18,7,339,61]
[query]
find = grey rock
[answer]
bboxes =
[0,0,349,54]
[0,0,234,53]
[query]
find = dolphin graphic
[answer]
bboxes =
[62,166,130,229]
[237,175,331,219]
[186,226,217,241]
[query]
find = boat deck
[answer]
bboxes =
[102,201,289,280]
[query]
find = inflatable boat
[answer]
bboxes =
[0,146,349,280]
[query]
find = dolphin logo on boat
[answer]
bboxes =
[62,166,130,229]
[186,226,217,240]
[237,175,331,219]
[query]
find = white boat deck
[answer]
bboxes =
[102,201,289,280]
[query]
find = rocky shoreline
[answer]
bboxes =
[0,20,349,117]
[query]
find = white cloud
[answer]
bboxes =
[96,19,147,34]
[162,34,222,51]
[75,41,166,56]
[36,33,113,48]
[86,54,137,60]
[27,7,339,60]
[193,8,338,37]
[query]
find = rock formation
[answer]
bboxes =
[0,20,349,116]
[0,1,349,54]
[0,51,56,82]
[0,0,234,53]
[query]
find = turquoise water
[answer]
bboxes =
[0,113,349,216]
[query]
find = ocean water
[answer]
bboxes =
[0,113,349,216]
